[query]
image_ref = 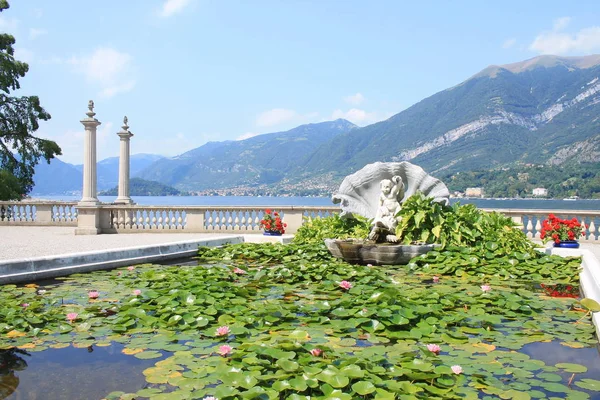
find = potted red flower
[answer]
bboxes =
[540,214,585,248]
[260,209,286,235]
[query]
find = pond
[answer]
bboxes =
[1,245,599,399]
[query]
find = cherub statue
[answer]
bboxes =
[368,175,405,242]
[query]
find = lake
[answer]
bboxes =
[34,195,600,210]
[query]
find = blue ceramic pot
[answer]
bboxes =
[553,241,580,249]
[263,231,283,236]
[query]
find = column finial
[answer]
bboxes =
[86,100,96,118]
[122,116,129,131]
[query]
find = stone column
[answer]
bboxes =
[76,100,102,235]
[114,116,134,205]
[79,100,101,206]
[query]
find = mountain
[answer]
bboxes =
[30,158,82,195]
[30,153,164,195]
[137,119,356,191]
[293,54,600,182]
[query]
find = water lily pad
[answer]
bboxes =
[555,363,588,373]
[134,350,163,359]
[575,379,600,391]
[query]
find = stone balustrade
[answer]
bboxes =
[0,201,598,241]
[0,202,78,225]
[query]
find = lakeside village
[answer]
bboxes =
[109,162,599,199]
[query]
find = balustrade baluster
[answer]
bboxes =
[207,211,214,230]
[534,218,542,239]
[588,220,597,241]
[526,217,534,238]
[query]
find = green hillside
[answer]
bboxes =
[99,178,183,196]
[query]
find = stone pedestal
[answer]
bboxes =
[114,116,134,205]
[75,206,101,235]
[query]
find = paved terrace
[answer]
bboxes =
[1,225,599,261]
[0,226,293,261]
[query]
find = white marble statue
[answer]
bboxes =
[368,175,404,242]
[332,161,450,243]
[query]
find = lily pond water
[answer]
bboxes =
[1,243,600,400]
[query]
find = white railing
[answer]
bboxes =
[0,202,78,226]
[1,201,598,241]
[104,205,338,233]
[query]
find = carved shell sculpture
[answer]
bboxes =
[332,161,450,219]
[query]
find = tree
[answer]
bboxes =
[0,0,61,200]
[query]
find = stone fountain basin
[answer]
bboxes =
[324,238,439,265]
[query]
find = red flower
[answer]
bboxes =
[540,214,585,244]
[260,209,285,234]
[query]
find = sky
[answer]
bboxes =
[3,0,600,164]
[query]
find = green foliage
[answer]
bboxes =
[0,1,60,200]
[99,177,182,196]
[292,213,370,245]
[443,162,600,199]
[396,193,535,252]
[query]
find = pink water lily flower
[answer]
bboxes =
[218,345,232,356]
[426,344,441,354]
[21,303,30,308]
[233,267,247,274]
[366,264,373,267]
[339,280,352,290]
[133,289,142,296]
[66,313,78,323]
[310,348,323,357]
[451,365,463,374]
[88,290,99,299]
[127,266,135,271]
[432,276,440,283]
[216,326,230,336]
[481,285,491,292]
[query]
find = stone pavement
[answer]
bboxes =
[0,226,291,262]
[0,225,598,262]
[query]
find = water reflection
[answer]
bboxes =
[0,343,157,400]
[0,349,29,398]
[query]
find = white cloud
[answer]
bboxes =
[100,81,136,98]
[502,38,517,49]
[343,92,365,106]
[529,17,600,55]
[330,108,392,126]
[236,132,260,141]
[68,47,136,98]
[530,26,600,55]
[159,0,192,18]
[553,17,571,31]
[256,108,297,127]
[14,48,34,63]
[29,28,47,40]
[0,16,19,32]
